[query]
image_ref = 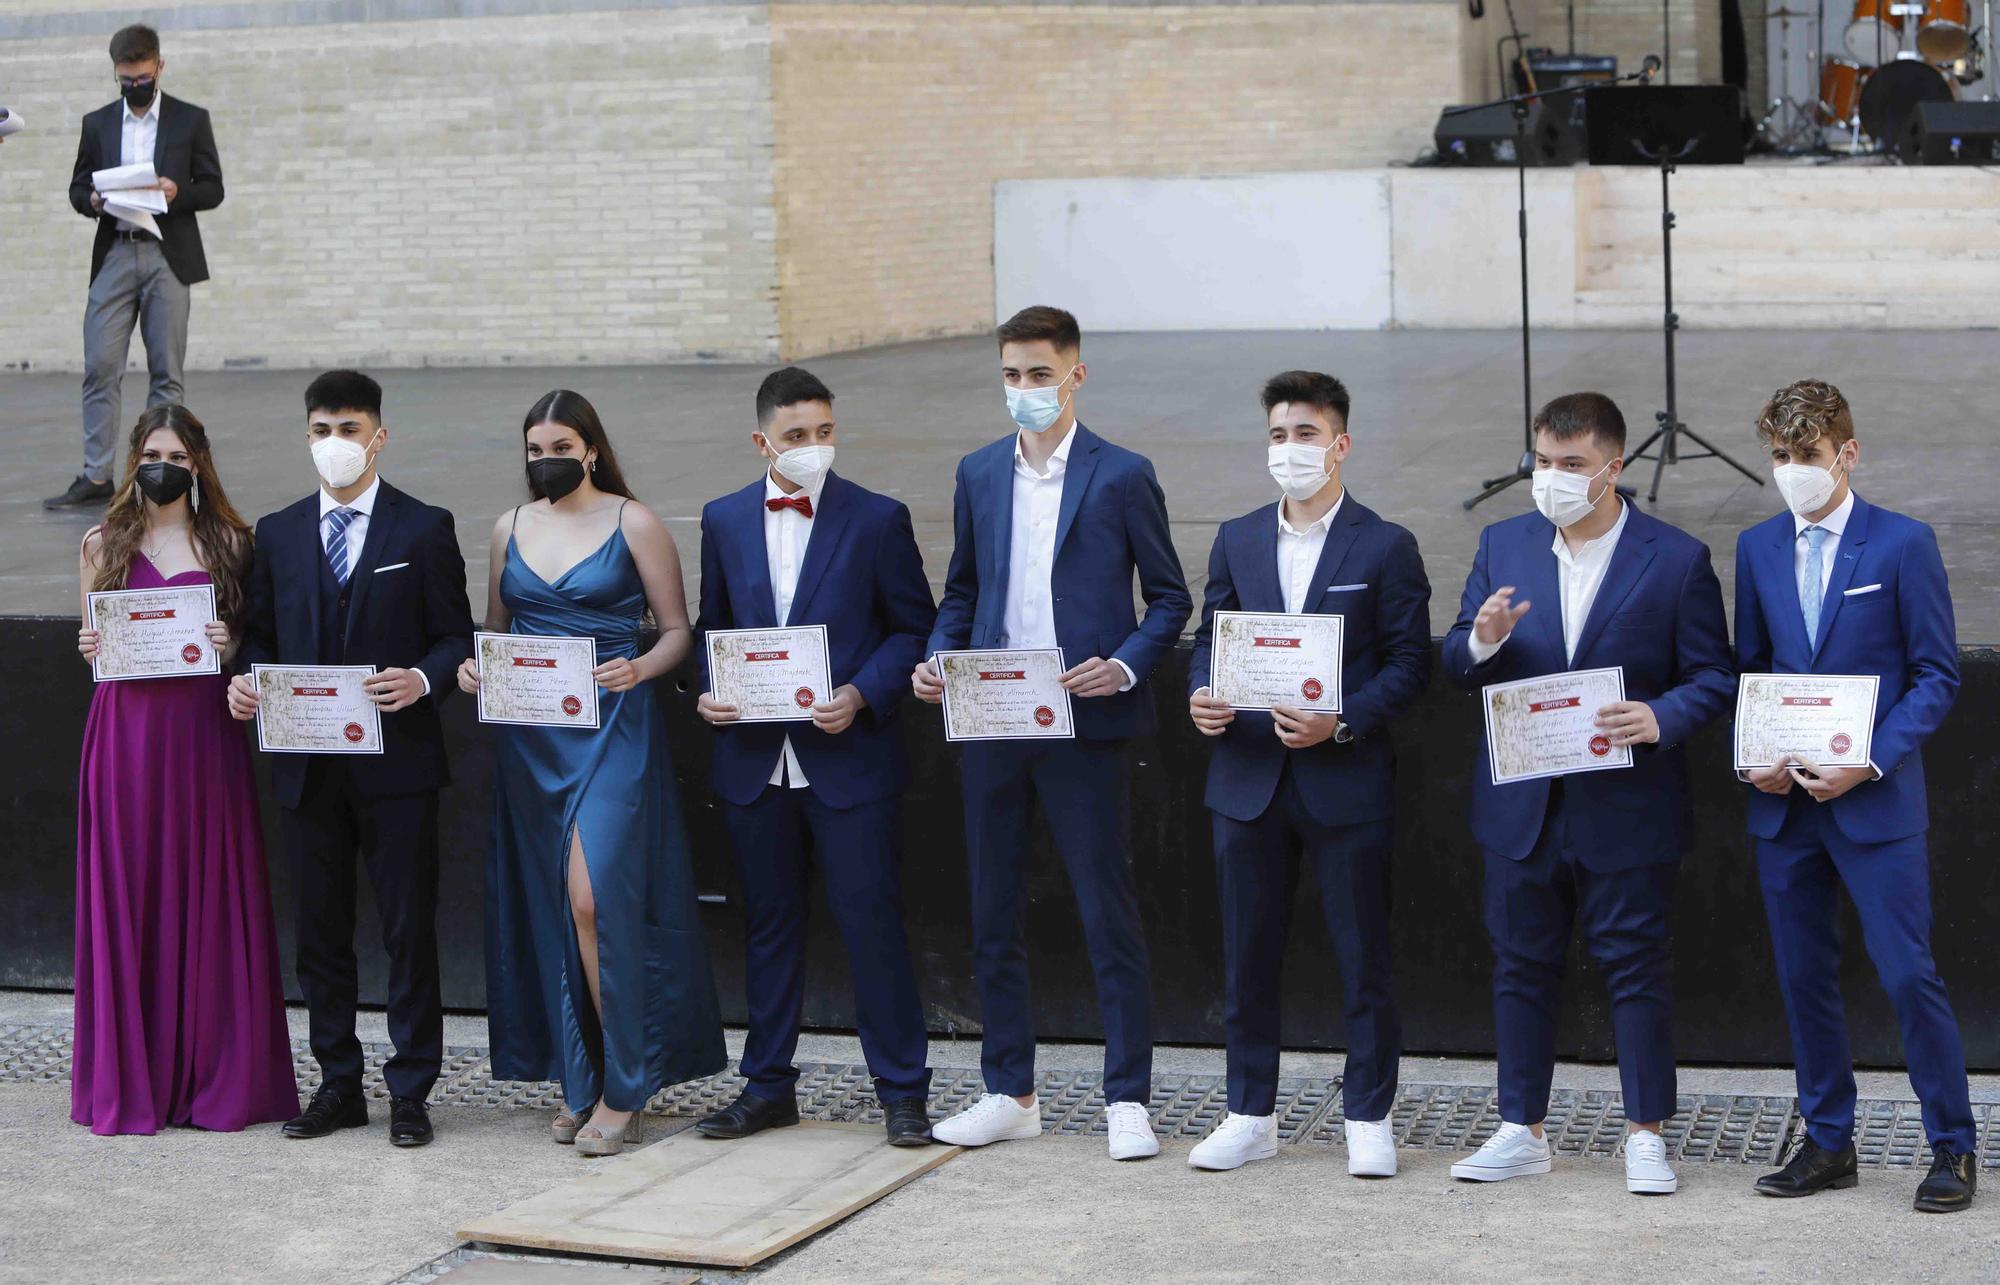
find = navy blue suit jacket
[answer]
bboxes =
[924,423,1191,742]
[696,471,938,809]
[1188,496,1433,825]
[1733,494,1958,844]
[1442,504,1733,869]
[237,480,474,810]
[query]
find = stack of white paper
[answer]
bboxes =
[93,161,166,235]
[0,107,24,138]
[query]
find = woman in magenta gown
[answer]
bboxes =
[72,404,298,1135]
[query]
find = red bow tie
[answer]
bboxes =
[766,494,813,519]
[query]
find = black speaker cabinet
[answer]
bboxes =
[1434,101,1585,167]
[1900,101,2000,164]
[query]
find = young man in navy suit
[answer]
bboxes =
[693,367,939,1148]
[1184,371,1432,1175]
[227,370,473,1147]
[1736,380,1974,1213]
[912,306,1191,1160]
[1443,393,1732,1195]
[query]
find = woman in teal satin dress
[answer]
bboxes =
[461,389,724,1155]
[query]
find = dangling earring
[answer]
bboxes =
[190,476,201,513]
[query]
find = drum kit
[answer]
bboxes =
[1761,0,1993,152]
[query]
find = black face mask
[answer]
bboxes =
[120,77,157,110]
[136,461,193,506]
[528,457,586,502]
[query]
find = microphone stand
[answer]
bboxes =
[1453,63,1661,510]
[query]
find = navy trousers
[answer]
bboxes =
[1757,796,1975,1153]
[721,784,930,1105]
[1483,789,1678,1126]
[959,737,1153,1104]
[1212,761,1399,1120]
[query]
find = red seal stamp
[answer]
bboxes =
[1588,734,1612,758]
[180,643,202,665]
[1830,732,1853,756]
[1033,705,1056,728]
[562,695,583,717]
[794,687,815,708]
[1301,677,1324,701]
[342,722,366,744]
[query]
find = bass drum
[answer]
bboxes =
[1858,58,1956,143]
[1844,0,1904,63]
[1915,0,1972,62]
[1817,57,1869,125]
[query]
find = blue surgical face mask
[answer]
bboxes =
[1004,366,1077,434]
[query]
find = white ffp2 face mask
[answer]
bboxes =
[311,432,377,490]
[1267,442,1334,503]
[1531,459,1611,528]
[771,443,835,490]
[1773,453,1849,518]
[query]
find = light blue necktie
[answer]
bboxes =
[1801,525,1828,645]
[324,507,359,586]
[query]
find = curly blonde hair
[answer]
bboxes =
[1756,379,1855,451]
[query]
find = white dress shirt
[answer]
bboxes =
[1278,492,1345,614]
[1793,490,1854,602]
[118,96,160,234]
[1470,498,1629,666]
[1002,426,1134,690]
[765,470,823,788]
[319,476,429,695]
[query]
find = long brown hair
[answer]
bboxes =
[92,405,254,629]
[523,390,638,501]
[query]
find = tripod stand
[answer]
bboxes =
[1452,66,1660,510]
[1620,139,1766,501]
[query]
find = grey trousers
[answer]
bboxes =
[81,238,190,481]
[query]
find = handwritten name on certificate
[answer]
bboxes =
[938,649,1075,742]
[88,584,221,682]
[707,625,833,723]
[1208,611,1344,712]
[1734,673,1879,770]
[1482,666,1632,786]
[253,665,384,754]
[476,631,600,729]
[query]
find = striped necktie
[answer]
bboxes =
[1800,525,1828,646]
[325,507,359,586]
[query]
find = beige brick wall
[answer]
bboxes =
[0,7,778,374]
[1525,0,1707,85]
[769,3,1463,358]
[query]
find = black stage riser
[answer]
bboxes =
[7,616,1997,1070]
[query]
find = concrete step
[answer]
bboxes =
[1572,289,2000,327]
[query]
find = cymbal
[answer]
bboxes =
[1763,7,1817,17]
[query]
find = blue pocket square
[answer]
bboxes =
[1324,583,1369,593]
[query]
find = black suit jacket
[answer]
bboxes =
[237,480,475,810]
[69,94,224,286]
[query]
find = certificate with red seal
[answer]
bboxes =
[937,648,1074,742]
[474,631,600,729]
[1482,666,1632,785]
[252,664,384,754]
[706,625,832,724]
[1733,673,1878,770]
[1207,611,1344,713]
[87,584,221,682]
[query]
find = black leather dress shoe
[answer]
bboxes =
[283,1086,369,1139]
[389,1097,434,1147]
[43,474,113,510]
[883,1097,934,1147]
[1914,1148,1976,1213]
[696,1090,800,1139]
[1755,1140,1859,1197]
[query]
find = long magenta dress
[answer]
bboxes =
[71,553,299,1135]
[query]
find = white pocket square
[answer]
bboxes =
[1324,582,1369,593]
[373,561,410,574]
[1842,583,1882,597]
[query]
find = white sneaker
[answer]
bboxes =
[1188,1112,1278,1170]
[1105,1100,1160,1161]
[1345,1116,1398,1178]
[1624,1129,1678,1195]
[1450,1121,1553,1182]
[931,1093,1042,1147]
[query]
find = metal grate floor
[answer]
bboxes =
[6,1022,1993,1170]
